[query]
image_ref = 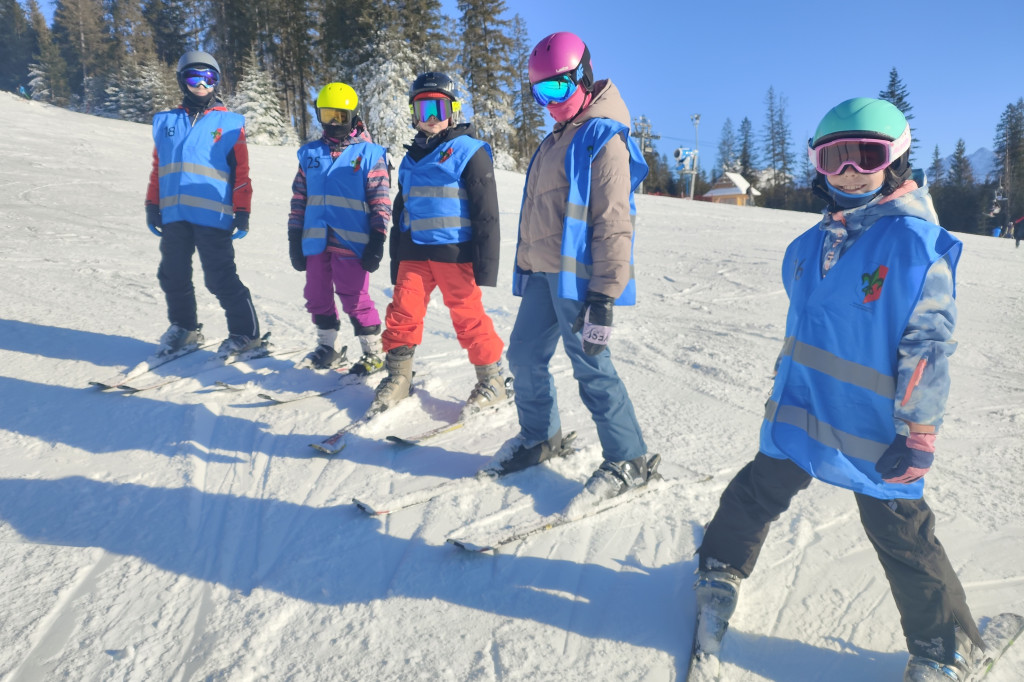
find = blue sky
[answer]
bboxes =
[443,0,1023,172]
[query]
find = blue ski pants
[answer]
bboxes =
[507,272,646,462]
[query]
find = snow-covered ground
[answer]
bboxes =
[1,91,1022,681]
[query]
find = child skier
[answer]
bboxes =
[369,72,505,417]
[488,32,655,502]
[287,82,391,374]
[692,97,986,682]
[145,50,261,358]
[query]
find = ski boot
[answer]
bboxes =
[461,361,512,419]
[904,624,983,681]
[368,345,414,414]
[303,325,347,370]
[349,333,385,377]
[580,453,662,502]
[157,323,203,357]
[217,333,266,360]
[485,430,574,475]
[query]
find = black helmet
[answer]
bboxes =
[408,72,457,103]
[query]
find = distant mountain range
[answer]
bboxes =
[936,147,998,182]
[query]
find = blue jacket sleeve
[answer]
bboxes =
[893,255,957,434]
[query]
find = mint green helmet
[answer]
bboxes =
[811,97,910,147]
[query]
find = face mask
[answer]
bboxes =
[545,87,588,123]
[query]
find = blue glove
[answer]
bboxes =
[146,204,162,236]
[875,434,935,484]
[231,212,249,240]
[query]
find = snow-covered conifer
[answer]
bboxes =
[229,49,299,146]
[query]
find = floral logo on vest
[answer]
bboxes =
[211,128,223,143]
[861,265,888,303]
[351,155,362,172]
[440,147,454,163]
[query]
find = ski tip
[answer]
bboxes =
[352,498,387,516]
[310,442,345,456]
[446,537,496,553]
[385,435,415,446]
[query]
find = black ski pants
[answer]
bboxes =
[157,221,259,338]
[698,452,984,661]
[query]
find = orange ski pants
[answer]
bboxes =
[382,260,503,366]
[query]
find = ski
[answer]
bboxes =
[975,612,1024,680]
[88,341,215,390]
[385,385,515,446]
[309,402,394,456]
[117,334,285,394]
[256,370,368,405]
[447,458,687,553]
[353,431,578,516]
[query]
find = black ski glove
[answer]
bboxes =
[231,212,249,240]
[288,229,306,271]
[146,204,162,236]
[571,291,614,356]
[361,230,386,273]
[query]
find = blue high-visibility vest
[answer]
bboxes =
[761,215,961,499]
[513,117,648,304]
[398,136,489,245]
[298,140,387,257]
[153,109,243,230]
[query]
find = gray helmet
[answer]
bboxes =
[176,50,220,75]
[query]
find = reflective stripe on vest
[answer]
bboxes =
[760,215,961,500]
[513,117,648,304]
[153,109,243,229]
[398,136,489,245]
[298,140,386,257]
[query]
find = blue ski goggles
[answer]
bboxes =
[411,97,460,123]
[530,64,584,106]
[182,68,219,89]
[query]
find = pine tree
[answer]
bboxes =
[26,0,71,105]
[458,0,517,168]
[993,99,1024,219]
[52,0,112,110]
[927,145,945,187]
[265,0,320,140]
[737,116,756,184]
[352,29,418,158]
[141,0,188,66]
[230,47,299,146]
[0,0,34,92]
[508,13,543,170]
[716,118,737,173]
[948,139,975,187]
[105,55,177,123]
[760,87,794,205]
[878,67,916,162]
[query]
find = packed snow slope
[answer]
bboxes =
[1,91,1022,682]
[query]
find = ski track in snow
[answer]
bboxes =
[1,92,1023,681]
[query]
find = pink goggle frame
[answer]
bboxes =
[808,124,911,176]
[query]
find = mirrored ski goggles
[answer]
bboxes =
[182,68,219,89]
[411,98,459,123]
[809,126,911,176]
[318,107,350,125]
[530,64,584,106]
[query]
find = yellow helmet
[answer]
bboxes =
[316,82,358,110]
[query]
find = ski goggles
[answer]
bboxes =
[809,125,911,176]
[182,68,219,89]
[530,63,585,106]
[318,108,350,126]
[411,97,459,123]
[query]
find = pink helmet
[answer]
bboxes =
[528,31,593,89]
